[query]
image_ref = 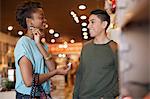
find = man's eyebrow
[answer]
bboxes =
[89,19,95,21]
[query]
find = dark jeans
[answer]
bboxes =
[16,91,52,99]
[16,91,31,99]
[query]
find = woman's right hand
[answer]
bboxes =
[30,27,42,44]
[56,66,70,75]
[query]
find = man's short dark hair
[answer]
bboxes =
[90,9,110,30]
[16,1,42,29]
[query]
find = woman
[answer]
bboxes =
[14,1,69,98]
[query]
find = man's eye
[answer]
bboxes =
[91,21,94,24]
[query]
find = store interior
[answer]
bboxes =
[0,0,149,99]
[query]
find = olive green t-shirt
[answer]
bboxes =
[73,40,119,99]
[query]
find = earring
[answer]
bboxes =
[28,26,34,30]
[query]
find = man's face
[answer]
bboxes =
[87,14,105,38]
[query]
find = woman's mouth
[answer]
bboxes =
[43,23,48,29]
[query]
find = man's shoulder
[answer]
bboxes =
[83,40,93,46]
[109,40,118,53]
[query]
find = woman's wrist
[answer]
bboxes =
[53,69,58,75]
[35,41,53,61]
[48,69,57,77]
[36,41,42,46]
[44,54,52,61]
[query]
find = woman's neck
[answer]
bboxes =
[25,30,34,39]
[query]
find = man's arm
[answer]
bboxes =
[73,56,83,99]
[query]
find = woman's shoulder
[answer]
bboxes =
[15,36,32,50]
[19,36,32,42]
[16,36,32,45]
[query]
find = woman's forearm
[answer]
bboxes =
[36,42,56,71]
[38,69,57,84]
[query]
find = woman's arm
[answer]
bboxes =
[19,56,68,87]
[36,42,56,71]
[31,28,56,72]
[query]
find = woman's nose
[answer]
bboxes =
[44,18,47,23]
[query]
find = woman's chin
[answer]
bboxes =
[41,34,45,38]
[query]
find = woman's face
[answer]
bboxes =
[87,14,105,38]
[31,8,47,31]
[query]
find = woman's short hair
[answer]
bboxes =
[90,9,110,30]
[16,1,42,29]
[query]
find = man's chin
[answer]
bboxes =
[39,28,45,31]
[90,34,94,38]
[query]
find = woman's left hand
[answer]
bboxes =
[56,66,70,75]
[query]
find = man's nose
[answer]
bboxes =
[87,24,90,29]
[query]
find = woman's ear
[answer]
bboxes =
[102,21,108,29]
[26,18,32,27]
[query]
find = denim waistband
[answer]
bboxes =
[16,91,52,99]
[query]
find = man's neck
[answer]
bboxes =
[93,31,110,44]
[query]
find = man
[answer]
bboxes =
[73,9,119,99]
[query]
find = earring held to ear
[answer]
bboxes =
[29,26,34,30]
[28,26,37,35]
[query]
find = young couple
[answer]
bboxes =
[15,1,119,99]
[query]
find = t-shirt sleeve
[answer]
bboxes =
[73,48,83,99]
[43,43,48,52]
[14,38,33,67]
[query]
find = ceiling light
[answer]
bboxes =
[54,33,59,38]
[73,14,77,18]
[49,29,54,34]
[74,17,78,21]
[81,22,87,26]
[74,17,79,23]
[51,39,55,43]
[83,35,88,39]
[70,11,75,15]
[82,28,87,31]
[76,20,79,23]
[83,32,88,36]
[63,44,68,48]
[8,26,13,31]
[78,4,86,10]
[18,31,23,35]
[70,39,75,43]
[80,15,87,20]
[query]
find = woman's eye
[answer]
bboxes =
[39,16,44,19]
